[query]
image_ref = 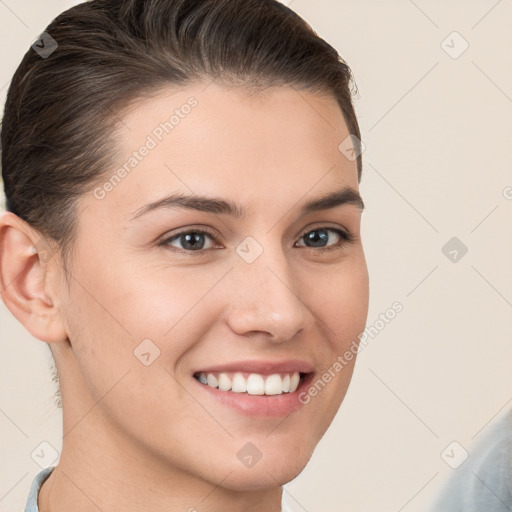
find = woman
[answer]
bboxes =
[0,1,369,510]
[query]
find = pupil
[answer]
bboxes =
[181,232,204,250]
[305,230,328,247]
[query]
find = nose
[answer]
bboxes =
[224,247,314,343]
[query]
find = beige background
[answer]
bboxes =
[1,1,511,511]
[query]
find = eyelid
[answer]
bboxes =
[297,223,352,240]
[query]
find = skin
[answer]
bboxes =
[0,81,369,512]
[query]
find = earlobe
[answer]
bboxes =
[0,211,68,344]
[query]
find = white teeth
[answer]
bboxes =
[232,373,247,393]
[197,371,303,396]
[282,374,290,393]
[247,374,265,395]
[206,373,218,388]
[265,374,283,395]
[218,373,232,391]
[289,372,300,392]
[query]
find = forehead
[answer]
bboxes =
[88,82,359,222]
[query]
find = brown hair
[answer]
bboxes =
[1,0,362,272]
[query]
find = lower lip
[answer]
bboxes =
[193,373,315,417]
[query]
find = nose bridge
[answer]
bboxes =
[227,239,311,341]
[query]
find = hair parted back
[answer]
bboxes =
[1,0,362,270]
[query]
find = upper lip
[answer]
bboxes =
[194,359,315,375]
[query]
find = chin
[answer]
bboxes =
[215,440,316,492]
[221,459,310,492]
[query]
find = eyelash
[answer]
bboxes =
[158,226,355,255]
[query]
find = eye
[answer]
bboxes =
[159,226,354,254]
[295,227,353,250]
[160,229,219,252]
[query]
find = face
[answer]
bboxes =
[52,81,369,490]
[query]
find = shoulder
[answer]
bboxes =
[430,408,512,511]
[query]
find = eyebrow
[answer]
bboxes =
[129,186,364,222]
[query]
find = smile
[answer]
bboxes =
[191,360,315,416]
[193,371,304,396]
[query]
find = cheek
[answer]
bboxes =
[303,255,369,418]
[62,273,216,445]
[306,256,369,344]
[71,258,214,344]
[62,260,228,402]
[107,259,230,329]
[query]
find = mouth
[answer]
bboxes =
[191,360,315,417]
[193,370,306,396]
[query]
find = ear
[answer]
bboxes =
[0,211,68,344]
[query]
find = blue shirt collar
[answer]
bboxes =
[25,466,55,512]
